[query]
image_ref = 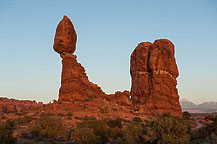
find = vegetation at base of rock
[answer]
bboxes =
[5,112,217,143]
[57,113,65,117]
[133,116,143,123]
[71,114,190,144]
[15,116,34,125]
[0,120,17,144]
[143,113,190,143]
[71,119,108,144]
[107,118,123,128]
[67,112,73,116]
[26,114,67,140]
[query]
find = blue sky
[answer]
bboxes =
[0,0,216,104]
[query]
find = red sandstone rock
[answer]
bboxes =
[130,39,182,117]
[58,53,106,101]
[53,16,77,54]
[54,17,106,101]
[0,97,43,113]
[53,16,181,117]
[108,90,132,106]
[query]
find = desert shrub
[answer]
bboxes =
[72,127,99,144]
[72,120,108,144]
[57,113,65,117]
[16,110,27,116]
[122,123,143,144]
[133,117,143,124]
[205,115,217,121]
[108,127,123,140]
[0,120,17,144]
[107,118,123,128]
[143,113,190,144]
[191,115,217,141]
[67,112,73,116]
[1,115,6,119]
[29,114,67,140]
[81,116,96,120]
[99,108,105,114]
[190,127,209,140]
[183,111,191,120]
[105,97,111,101]
[40,112,55,116]
[16,115,33,125]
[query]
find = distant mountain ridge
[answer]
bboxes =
[180,99,217,113]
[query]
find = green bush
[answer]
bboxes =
[0,120,17,144]
[72,120,108,144]
[107,118,123,128]
[1,115,6,119]
[108,127,123,140]
[133,117,143,124]
[143,113,190,144]
[57,113,65,117]
[16,115,33,125]
[99,108,105,114]
[30,114,67,140]
[67,112,73,116]
[72,127,99,144]
[122,123,143,144]
[182,111,191,120]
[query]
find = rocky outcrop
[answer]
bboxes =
[108,90,132,106]
[130,39,182,116]
[54,16,105,101]
[0,97,43,113]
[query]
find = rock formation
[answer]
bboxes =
[53,16,77,54]
[0,97,43,113]
[53,16,182,117]
[130,39,182,116]
[108,90,132,106]
[53,16,105,101]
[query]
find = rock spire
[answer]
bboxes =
[53,16,105,101]
[130,39,182,116]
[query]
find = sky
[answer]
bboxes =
[0,0,217,104]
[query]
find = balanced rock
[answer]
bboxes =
[53,16,77,54]
[54,16,105,101]
[130,39,182,116]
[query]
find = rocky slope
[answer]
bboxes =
[0,97,43,113]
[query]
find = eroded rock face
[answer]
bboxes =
[53,16,77,54]
[108,90,132,106]
[58,53,106,101]
[54,16,105,101]
[130,39,182,116]
[0,98,43,113]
